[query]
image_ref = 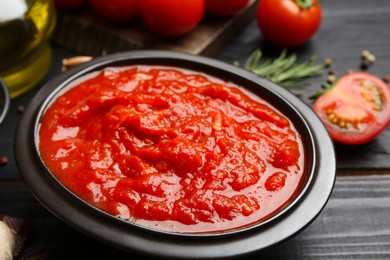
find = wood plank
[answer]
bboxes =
[52,0,258,57]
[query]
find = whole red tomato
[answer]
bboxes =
[205,0,249,16]
[140,0,205,37]
[256,0,321,47]
[54,0,87,10]
[313,72,390,145]
[89,0,139,22]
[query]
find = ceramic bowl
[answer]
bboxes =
[15,51,336,259]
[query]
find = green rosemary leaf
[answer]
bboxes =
[280,79,312,88]
[321,82,334,89]
[246,51,287,78]
[274,63,323,82]
[310,81,337,99]
[309,89,328,100]
[243,48,325,88]
[245,49,263,69]
[263,51,297,78]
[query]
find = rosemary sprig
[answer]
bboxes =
[309,81,335,99]
[244,49,325,88]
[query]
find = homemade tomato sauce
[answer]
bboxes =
[38,66,305,233]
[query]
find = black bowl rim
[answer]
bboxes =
[0,78,10,125]
[15,50,336,259]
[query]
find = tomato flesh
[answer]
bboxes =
[313,72,390,145]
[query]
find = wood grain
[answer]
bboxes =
[52,0,258,57]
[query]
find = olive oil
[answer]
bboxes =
[0,0,56,98]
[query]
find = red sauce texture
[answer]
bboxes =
[38,66,305,233]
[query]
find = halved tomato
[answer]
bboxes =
[313,72,390,145]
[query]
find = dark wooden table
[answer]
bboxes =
[1,0,390,259]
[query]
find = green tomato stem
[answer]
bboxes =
[296,0,314,9]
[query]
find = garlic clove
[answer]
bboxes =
[0,221,15,260]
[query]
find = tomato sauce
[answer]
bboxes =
[38,66,305,233]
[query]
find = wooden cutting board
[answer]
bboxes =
[52,0,258,57]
